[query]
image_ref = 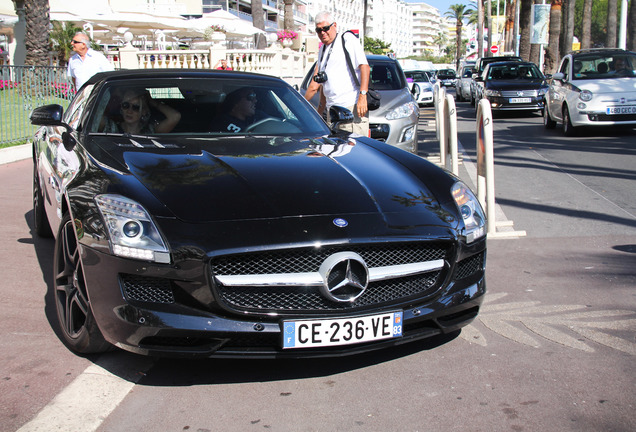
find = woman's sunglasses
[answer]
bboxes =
[121,102,141,112]
[315,23,334,33]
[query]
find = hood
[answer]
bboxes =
[575,77,636,94]
[104,136,451,227]
[485,79,547,91]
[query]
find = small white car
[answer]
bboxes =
[544,49,636,135]
[404,70,434,106]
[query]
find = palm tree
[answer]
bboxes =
[50,21,82,67]
[545,0,562,74]
[445,4,474,70]
[519,0,532,61]
[283,0,294,31]
[629,0,636,50]
[581,0,592,49]
[15,0,50,66]
[606,0,617,48]
[250,0,266,49]
[561,0,575,57]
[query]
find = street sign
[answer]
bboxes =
[490,45,499,54]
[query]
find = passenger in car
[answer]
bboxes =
[210,88,258,133]
[102,88,181,134]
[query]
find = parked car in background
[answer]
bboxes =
[470,55,523,105]
[302,55,419,153]
[404,69,434,106]
[474,61,548,115]
[544,48,636,136]
[436,69,457,87]
[455,61,476,102]
[30,69,487,358]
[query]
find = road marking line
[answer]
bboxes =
[17,354,154,432]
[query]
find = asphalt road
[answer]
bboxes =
[1,99,635,432]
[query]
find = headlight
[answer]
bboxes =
[95,194,170,263]
[485,89,501,97]
[579,90,593,102]
[386,101,418,120]
[451,182,486,243]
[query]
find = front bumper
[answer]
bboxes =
[487,96,544,111]
[570,101,636,126]
[80,241,486,359]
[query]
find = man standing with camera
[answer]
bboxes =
[304,11,371,136]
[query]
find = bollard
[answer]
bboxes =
[443,93,459,175]
[475,99,496,235]
[435,85,446,164]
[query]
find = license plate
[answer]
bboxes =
[509,97,532,103]
[606,106,636,115]
[282,311,403,349]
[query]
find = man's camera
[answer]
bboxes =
[313,71,328,83]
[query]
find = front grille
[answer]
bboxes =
[454,252,485,280]
[218,272,441,312]
[590,113,636,122]
[120,274,175,304]
[500,90,538,97]
[369,123,390,141]
[212,242,450,314]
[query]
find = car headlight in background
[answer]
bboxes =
[385,101,418,120]
[95,194,170,263]
[485,89,502,97]
[451,182,486,243]
[538,87,548,96]
[579,90,593,102]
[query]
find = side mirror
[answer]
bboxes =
[472,73,482,81]
[552,72,565,81]
[328,105,354,132]
[30,104,65,126]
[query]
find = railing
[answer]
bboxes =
[0,66,75,146]
[111,43,317,88]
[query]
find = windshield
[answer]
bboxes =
[572,53,636,79]
[487,63,543,80]
[87,78,329,136]
[404,71,431,83]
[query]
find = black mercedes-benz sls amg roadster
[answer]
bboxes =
[31,69,486,358]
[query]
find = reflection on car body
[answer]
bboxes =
[30,69,486,359]
[302,55,419,154]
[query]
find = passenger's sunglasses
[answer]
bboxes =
[244,93,257,102]
[315,23,335,33]
[121,102,141,112]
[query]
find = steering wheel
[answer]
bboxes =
[245,117,281,132]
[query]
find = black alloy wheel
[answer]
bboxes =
[54,214,110,354]
[33,167,52,237]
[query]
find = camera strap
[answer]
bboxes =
[318,35,337,72]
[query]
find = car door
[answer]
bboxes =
[40,86,91,231]
[547,57,570,123]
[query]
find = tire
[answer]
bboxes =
[543,106,556,129]
[456,90,463,102]
[33,167,53,238]
[562,106,576,137]
[470,92,475,106]
[54,213,111,354]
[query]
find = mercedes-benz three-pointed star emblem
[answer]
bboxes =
[318,252,369,303]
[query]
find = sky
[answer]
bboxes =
[404,0,471,15]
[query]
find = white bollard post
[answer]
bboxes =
[436,86,447,165]
[443,93,459,175]
[476,99,496,235]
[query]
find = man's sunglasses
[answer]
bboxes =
[121,102,141,112]
[245,93,257,101]
[71,40,84,44]
[315,23,334,33]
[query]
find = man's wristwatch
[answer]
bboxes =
[359,90,367,95]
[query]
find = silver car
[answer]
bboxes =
[301,55,419,153]
[455,62,475,102]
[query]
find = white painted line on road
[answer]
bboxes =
[16,354,154,432]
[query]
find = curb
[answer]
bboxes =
[0,143,31,165]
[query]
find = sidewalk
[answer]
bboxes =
[0,143,30,165]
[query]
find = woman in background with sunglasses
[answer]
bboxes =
[103,88,181,134]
